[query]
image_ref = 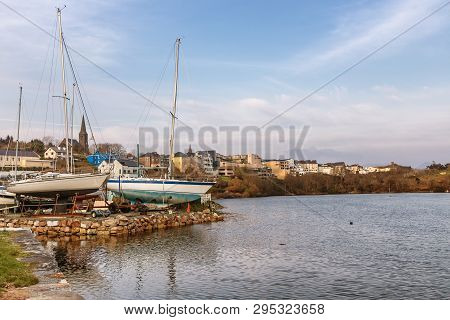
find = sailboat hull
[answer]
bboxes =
[7,174,109,198]
[107,179,215,205]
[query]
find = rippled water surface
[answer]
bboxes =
[42,194,450,299]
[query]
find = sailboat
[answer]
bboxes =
[7,8,109,200]
[0,186,15,207]
[107,38,215,205]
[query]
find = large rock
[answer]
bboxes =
[91,222,100,229]
[71,227,80,234]
[71,220,81,228]
[103,219,117,227]
[80,221,92,229]
[47,230,58,237]
[47,220,59,227]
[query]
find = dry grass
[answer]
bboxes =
[0,232,38,292]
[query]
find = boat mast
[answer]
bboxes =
[168,38,181,179]
[14,85,23,182]
[70,83,75,173]
[57,7,70,173]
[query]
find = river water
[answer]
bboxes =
[42,193,449,299]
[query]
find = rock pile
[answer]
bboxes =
[0,210,224,238]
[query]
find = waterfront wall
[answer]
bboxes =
[0,210,224,238]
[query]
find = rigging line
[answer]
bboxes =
[129,45,174,142]
[260,0,450,128]
[69,57,107,146]
[140,46,173,129]
[0,1,192,129]
[25,19,56,140]
[43,19,58,140]
[63,36,99,150]
[0,136,12,170]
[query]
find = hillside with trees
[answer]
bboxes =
[212,166,450,199]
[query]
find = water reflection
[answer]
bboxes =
[39,194,450,299]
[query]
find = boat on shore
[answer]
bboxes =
[107,38,215,205]
[7,173,109,198]
[6,8,109,202]
[0,186,15,207]
[107,177,215,205]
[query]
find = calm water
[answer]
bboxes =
[41,193,449,299]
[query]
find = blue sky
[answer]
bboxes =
[0,0,449,166]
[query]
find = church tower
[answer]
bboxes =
[79,115,89,154]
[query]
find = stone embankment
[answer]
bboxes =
[0,210,224,238]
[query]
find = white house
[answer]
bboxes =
[44,147,66,160]
[98,159,143,178]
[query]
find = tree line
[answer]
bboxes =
[212,167,450,198]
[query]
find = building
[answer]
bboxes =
[297,160,319,173]
[250,166,274,178]
[44,147,65,160]
[79,115,89,154]
[58,139,82,153]
[247,154,262,167]
[218,161,238,177]
[173,152,200,174]
[195,150,217,175]
[326,162,346,176]
[98,159,143,178]
[141,152,161,168]
[263,159,294,179]
[347,164,364,174]
[318,164,333,175]
[0,150,52,169]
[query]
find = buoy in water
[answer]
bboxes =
[349,221,353,225]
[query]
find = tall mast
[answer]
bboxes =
[57,7,70,173]
[14,85,23,181]
[168,38,181,179]
[70,83,75,173]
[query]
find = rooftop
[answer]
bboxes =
[0,149,39,158]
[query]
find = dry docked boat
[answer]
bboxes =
[0,186,15,206]
[107,39,215,205]
[107,177,215,205]
[6,8,109,200]
[7,173,109,198]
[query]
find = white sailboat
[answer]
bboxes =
[7,8,108,199]
[0,186,15,207]
[107,38,215,205]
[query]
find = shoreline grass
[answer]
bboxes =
[0,232,38,292]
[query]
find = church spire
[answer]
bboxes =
[80,115,87,134]
[79,115,88,154]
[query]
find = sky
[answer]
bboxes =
[0,0,449,167]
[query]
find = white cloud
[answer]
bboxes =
[237,98,269,108]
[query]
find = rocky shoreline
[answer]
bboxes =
[0,210,224,299]
[0,210,224,239]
